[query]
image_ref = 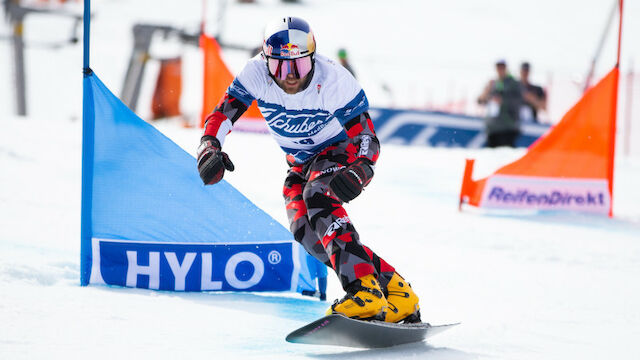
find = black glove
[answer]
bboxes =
[329,159,374,203]
[197,136,235,185]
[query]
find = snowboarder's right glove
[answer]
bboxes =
[329,158,374,203]
[197,135,235,185]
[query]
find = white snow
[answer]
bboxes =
[2,0,640,359]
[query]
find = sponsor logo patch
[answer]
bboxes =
[94,240,294,291]
[481,176,610,214]
[280,43,300,57]
[358,135,370,157]
[320,165,346,176]
[266,114,329,135]
[324,215,350,238]
[264,44,273,56]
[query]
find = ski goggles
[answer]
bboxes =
[267,56,313,80]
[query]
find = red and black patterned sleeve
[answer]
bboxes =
[343,111,380,165]
[202,92,249,145]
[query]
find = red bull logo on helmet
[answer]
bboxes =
[280,43,300,57]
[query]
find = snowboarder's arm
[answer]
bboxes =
[203,60,261,145]
[330,111,379,202]
[202,90,251,146]
[199,73,259,185]
[200,78,257,184]
[343,111,380,165]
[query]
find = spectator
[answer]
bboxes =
[519,62,547,123]
[337,48,356,78]
[477,60,522,147]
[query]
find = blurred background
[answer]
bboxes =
[1,0,638,155]
[2,3,640,359]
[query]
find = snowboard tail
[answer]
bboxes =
[286,314,459,348]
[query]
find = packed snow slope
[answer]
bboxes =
[2,0,640,359]
[1,116,640,359]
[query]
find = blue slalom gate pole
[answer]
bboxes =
[80,0,94,285]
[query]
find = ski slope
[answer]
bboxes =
[2,0,640,359]
[1,116,640,359]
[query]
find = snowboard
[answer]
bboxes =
[286,314,459,349]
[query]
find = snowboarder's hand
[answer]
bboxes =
[197,136,234,185]
[329,158,374,203]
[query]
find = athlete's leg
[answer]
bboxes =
[283,165,331,266]
[302,138,395,290]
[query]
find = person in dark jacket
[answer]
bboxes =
[477,60,522,147]
[519,62,547,124]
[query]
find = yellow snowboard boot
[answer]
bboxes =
[384,272,421,323]
[326,274,387,321]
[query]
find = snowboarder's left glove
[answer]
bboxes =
[329,158,374,203]
[197,135,234,185]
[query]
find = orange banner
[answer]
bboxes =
[151,57,182,120]
[459,67,619,216]
[200,34,263,128]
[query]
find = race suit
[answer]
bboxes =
[203,54,395,289]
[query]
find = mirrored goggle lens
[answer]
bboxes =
[267,56,313,80]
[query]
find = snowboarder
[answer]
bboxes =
[197,17,421,323]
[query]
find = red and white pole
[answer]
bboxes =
[607,0,623,217]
